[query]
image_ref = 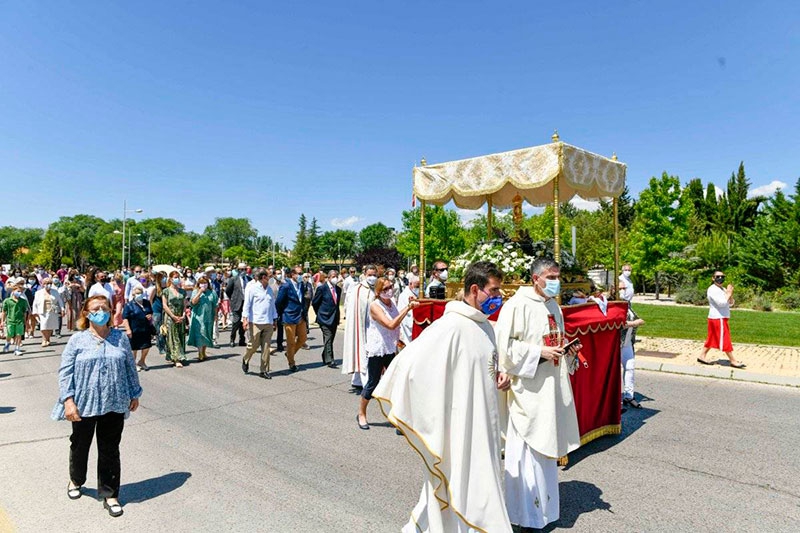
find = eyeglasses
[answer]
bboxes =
[434,268,447,272]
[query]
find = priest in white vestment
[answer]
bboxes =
[374,261,512,533]
[495,257,582,530]
[341,265,377,390]
[396,277,420,346]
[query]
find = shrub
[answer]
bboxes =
[751,294,773,312]
[675,285,706,305]
[776,290,800,311]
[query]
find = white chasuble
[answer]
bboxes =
[374,301,512,533]
[341,282,373,385]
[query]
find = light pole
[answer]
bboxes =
[121,200,143,271]
[272,235,284,267]
[128,233,142,269]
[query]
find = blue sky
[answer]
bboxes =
[1,1,798,242]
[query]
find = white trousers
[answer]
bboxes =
[621,344,635,399]
[504,419,559,529]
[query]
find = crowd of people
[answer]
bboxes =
[3,255,742,526]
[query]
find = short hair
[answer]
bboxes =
[463,261,504,292]
[255,268,269,280]
[374,277,393,295]
[196,276,210,286]
[530,258,560,277]
[76,295,112,330]
[328,269,338,277]
[364,264,377,274]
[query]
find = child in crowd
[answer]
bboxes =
[2,283,30,355]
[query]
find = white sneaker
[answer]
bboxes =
[14,349,22,356]
[136,365,143,372]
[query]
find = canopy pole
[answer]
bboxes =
[419,200,426,286]
[552,130,562,263]
[487,196,493,240]
[612,152,620,300]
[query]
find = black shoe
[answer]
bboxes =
[327,362,338,369]
[357,415,370,430]
[289,365,299,373]
[238,342,247,347]
[230,342,236,348]
[623,398,642,409]
[275,346,284,352]
[349,385,363,394]
[67,483,82,500]
[213,344,220,349]
[242,360,248,374]
[103,499,124,518]
[259,371,271,380]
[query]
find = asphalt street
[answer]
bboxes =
[1,325,799,532]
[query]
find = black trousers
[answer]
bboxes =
[275,317,284,349]
[362,353,395,400]
[319,323,337,364]
[69,412,125,499]
[230,310,245,345]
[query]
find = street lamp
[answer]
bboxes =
[121,200,143,271]
[272,235,284,267]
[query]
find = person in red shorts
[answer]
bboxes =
[697,271,745,368]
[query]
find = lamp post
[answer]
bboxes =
[272,235,284,267]
[121,200,143,271]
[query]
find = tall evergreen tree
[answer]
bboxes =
[293,214,309,266]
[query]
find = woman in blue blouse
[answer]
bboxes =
[52,294,142,518]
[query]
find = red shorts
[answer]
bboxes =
[219,300,230,313]
[704,318,733,352]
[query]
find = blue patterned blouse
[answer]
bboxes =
[51,328,143,421]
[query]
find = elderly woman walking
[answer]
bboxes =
[32,278,65,347]
[52,295,142,518]
[122,286,154,371]
[163,271,187,367]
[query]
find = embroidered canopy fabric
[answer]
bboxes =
[413,142,627,209]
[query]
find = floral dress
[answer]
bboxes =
[164,287,187,362]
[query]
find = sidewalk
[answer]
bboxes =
[635,336,800,388]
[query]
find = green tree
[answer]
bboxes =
[203,217,257,249]
[599,185,636,229]
[292,214,310,266]
[396,206,466,266]
[718,162,763,236]
[358,222,394,252]
[0,226,45,265]
[36,215,109,270]
[307,217,322,266]
[319,230,358,264]
[628,172,691,298]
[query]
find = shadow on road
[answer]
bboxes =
[0,406,16,414]
[122,471,192,504]
[0,373,10,379]
[563,393,660,471]
[512,480,611,532]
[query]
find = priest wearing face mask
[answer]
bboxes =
[373,261,512,532]
[618,264,634,302]
[341,265,378,393]
[424,260,448,299]
[494,257,582,531]
[397,278,420,346]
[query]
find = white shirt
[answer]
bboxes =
[365,299,400,356]
[88,282,114,305]
[619,273,634,302]
[244,282,278,324]
[707,284,731,319]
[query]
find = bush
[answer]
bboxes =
[776,290,800,311]
[751,294,773,312]
[675,285,706,305]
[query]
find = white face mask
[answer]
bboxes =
[199,283,208,290]
[387,274,395,280]
[438,269,449,281]
[366,275,377,286]
[329,277,338,285]
[623,270,632,278]
[411,288,419,297]
[380,289,393,300]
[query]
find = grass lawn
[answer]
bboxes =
[634,304,800,347]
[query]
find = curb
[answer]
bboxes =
[635,360,800,388]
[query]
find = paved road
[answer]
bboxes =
[1,326,799,532]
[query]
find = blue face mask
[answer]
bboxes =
[231,269,239,277]
[12,291,22,298]
[543,279,561,298]
[171,277,181,286]
[480,294,503,315]
[88,310,110,325]
[210,273,217,280]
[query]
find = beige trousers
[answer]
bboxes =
[243,323,274,373]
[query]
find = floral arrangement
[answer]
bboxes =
[451,238,577,282]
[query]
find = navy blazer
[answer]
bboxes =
[276,280,306,325]
[312,282,341,327]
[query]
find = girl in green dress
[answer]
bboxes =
[188,275,218,361]
[162,272,187,368]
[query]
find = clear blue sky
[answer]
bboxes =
[1,1,798,243]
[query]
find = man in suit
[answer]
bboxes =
[312,269,341,368]
[275,265,307,372]
[225,263,251,347]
